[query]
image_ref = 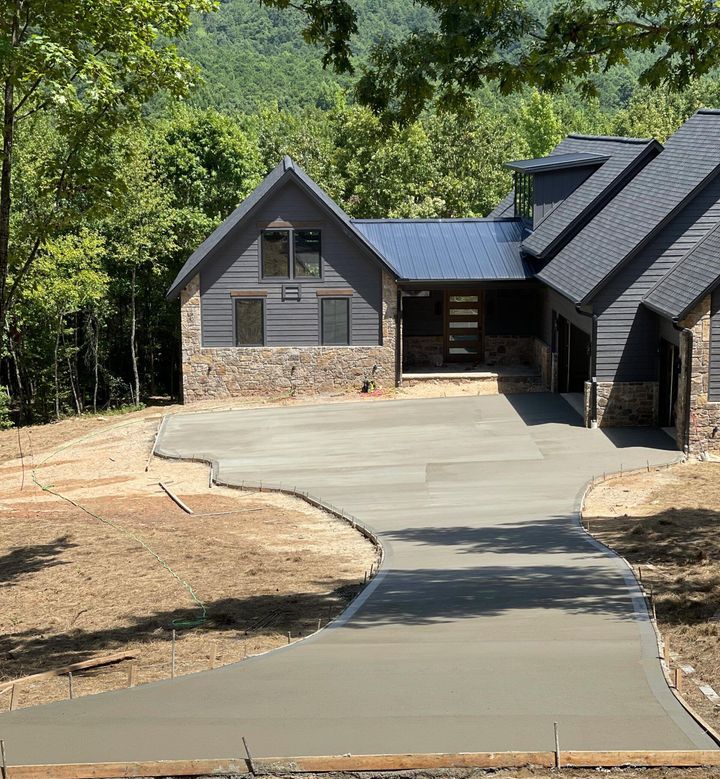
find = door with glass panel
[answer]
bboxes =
[444,291,484,362]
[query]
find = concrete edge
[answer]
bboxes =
[576,460,720,749]
[152,414,388,642]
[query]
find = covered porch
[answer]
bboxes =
[399,281,547,391]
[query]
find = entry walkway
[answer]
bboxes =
[0,394,715,763]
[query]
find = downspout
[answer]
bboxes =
[673,320,693,456]
[575,304,598,428]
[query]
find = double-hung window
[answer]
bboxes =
[321,298,350,345]
[234,298,264,346]
[261,228,321,279]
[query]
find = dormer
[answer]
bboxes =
[506,152,609,229]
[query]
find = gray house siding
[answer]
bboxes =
[594,174,720,382]
[533,167,595,226]
[541,287,593,346]
[199,179,382,347]
[710,290,720,402]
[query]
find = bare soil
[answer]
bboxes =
[0,405,378,710]
[583,461,720,735]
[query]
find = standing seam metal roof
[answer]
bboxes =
[352,219,531,280]
[536,111,720,304]
[644,221,720,319]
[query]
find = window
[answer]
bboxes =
[261,228,322,279]
[321,298,349,345]
[514,172,534,221]
[235,299,264,346]
[261,230,290,277]
[294,229,321,277]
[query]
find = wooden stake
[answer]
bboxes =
[209,642,218,671]
[317,618,322,632]
[9,685,17,711]
[287,631,291,644]
[159,482,194,514]
[127,662,137,688]
[171,630,177,678]
[554,722,561,769]
[675,666,683,692]
[68,672,74,700]
[242,736,256,776]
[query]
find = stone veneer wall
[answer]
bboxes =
[180,273,398,401]
[594,381,658,427]
[403,336,444,368]
[678,296,720,455]
[532,337,552,391]
[484,335,533,366]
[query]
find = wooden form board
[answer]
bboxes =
[8,751,720,778]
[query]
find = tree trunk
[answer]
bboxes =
[92,313,99,413]
[130,267,140,405]
[54,318,62,420]
[0,2,21,335]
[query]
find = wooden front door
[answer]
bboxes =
[444,291,484,362]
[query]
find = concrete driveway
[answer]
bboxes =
[0,393,716,764]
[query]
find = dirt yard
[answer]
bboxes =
[0,404,379,710]
[584,460,720,735]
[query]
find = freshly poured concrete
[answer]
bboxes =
[1,394,716,763]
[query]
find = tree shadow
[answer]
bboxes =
[345,564,639,627]
[383,517,594,556]
[0,535,77,587]
[0,582,361,675]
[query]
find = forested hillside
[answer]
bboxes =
[179,0,436,112]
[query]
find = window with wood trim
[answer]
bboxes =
[234,298,264,346]
[321,298,350,345]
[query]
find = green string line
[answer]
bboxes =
[30,415,208,629]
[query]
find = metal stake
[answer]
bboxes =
[554,721,561,769]
[1,738,7,779]
[171,629,176,678]
[68,671,74,699]
[243,736,256,775]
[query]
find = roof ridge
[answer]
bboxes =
[565,133,655,144]
[350,217,517,223]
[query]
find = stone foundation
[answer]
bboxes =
[484,335,533,366]
[403,336,444,368]
[678,296,720,455]
[593,381,658,427]
[180,273,398,401]
[532,337,552,390]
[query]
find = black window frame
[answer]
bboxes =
[320,296,351,346]
[260,227,322,281]
[513,172,534,222]
[233,297,265,347]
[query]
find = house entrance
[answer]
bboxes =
[444,291,484,362]
[557,315,591,393]
[658,338,680,427]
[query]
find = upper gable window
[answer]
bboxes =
[294,229,321,278]
[261,230,291,277]
[261,228,322,279]
[514,173,534,222]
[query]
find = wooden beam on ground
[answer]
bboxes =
[0,651,135,695]
[158,482,194,514]
[8,751,720,779]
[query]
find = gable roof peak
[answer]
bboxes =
[565,133,655,145]
[282,155,295,172]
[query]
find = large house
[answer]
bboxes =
[167,109,720,456]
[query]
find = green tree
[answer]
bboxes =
[0,0,214,336]
[518,90,563,159]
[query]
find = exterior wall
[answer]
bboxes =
[533,337,552,390]
[485,335,533,365]
[594,174,720,383]
[181,272,398,401]
[200,179,382,347]
[593,380,658,427]
[677,295,720,454]
[403,336,443,368]
[533,166,595,226]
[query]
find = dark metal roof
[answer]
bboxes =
[506,151,609,174]
[644,221,720,320]
[537,111,720,304]
[166,157,394,300]
[352,218,531,281]
[522,135,661,260]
